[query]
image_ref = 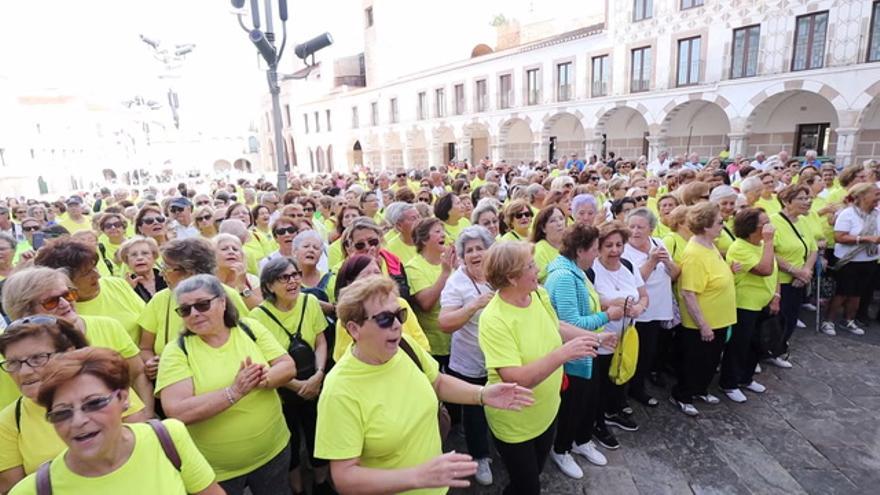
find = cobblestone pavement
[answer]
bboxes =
[450,312,880,495]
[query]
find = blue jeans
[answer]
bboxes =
[219,443,293,495]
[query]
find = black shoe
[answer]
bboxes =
[649,372,667,388]
[605,413,640,432]
[630,390,659,407]
[593,423,620,450]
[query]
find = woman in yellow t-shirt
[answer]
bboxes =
[135,205,170,249]
[500,199,533,242]
[118,236,166,303]
[315,275,532,495]
[662,205,691,264]
[478,241,600,495]
[434,193,471,245]
[156,274,295,490]
[10,347,222,495]
[654,194,680,238]
[214,234,263,310]
[530,206,566,283]
[709,186,738,257]
[194,205,218,239]
[722,208,779,403]
[249,257,331,495]
[674,202,736,416]
[96,212,129,277]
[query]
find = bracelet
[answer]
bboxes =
[478,386,485,406]
[773,292,781,298]
[224,386,236,405]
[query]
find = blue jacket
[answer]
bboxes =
[545,255,609,379]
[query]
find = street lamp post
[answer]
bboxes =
[231,0,332,192]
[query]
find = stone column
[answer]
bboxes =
[834,127,859,167]
[490,142,503,163]
[457,138,472,165]
[646,135,668,163]
[428,143,444,168]
[584,137,603,161]
[532,133,547,163]
[727,133,748,158]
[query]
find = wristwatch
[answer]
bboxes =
[240,288,253,298]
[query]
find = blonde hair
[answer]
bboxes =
[336,275,399,327]
[2,267,71,320]
[483,241,533,290]
[686,202,720,235]
[116,236,159,264]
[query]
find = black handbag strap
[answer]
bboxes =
[398,337,423,372]
[779,212,808,262]
[258,294,310,338]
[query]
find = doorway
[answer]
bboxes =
[795,123,830,156]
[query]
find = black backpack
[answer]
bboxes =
[585,258,634,284]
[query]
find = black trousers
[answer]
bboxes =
[446,368,490,459]
[553,374,598,453]
[719,308,764,390]
[778,283,804,356]
[671,328,727,404]
[281,395,326,470]
[588,355,611,434]
[492,420,556,495]
[629,320,662,397]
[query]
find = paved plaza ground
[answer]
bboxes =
[450,311,880,495]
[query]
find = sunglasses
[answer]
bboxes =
[589,176,600,182]
[353,238,381,251]
[275,271,303,284]
[196,200,211,206]
[102,222,123,230]
[397,173,407,178]
[22,225,41,232]
[140,216,166,225]
[367,307,408,329]
[418,197,431,203]
[46,391,120,424]
[40,290,78,311]
[514,211,533,220]
[274,226,297,236]
[196,215,212,222]
[634,195,649,202]
[175,296,219,317]
[303,207,315,213]
[169,206,186,213]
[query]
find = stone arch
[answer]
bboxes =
[471,44,493,58]
[462,121,492,164]
[498,117,534,162]
[213,159,232,172]
[233,159,252,173]
[542,112,586,163]
[740,80,848,130]
[350,140,363,169]
[658,98,732,159]
[405,128,428,169]
[744,87,841,157]
[593,105,650,160]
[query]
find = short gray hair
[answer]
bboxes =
[526,184,545,201]
[625,207,657,230]
[740,176,764,194]
[454,226,495,260]
[383,201,416,226]
[0,232,17,251]
[174,274,239,329]
[292,230,323,250]
[470,201,498,225]
[218,219,248,243]
[571,194,597,214]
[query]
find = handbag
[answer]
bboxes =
[258,295,317,380]
[398,338,452,441]
[756,309,785,359]
[609,297,640,385]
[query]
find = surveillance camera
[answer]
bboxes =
[140,34,160,50]
[294,32,333,61]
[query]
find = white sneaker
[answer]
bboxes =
[796,319,806,328]
[723,388,747,403]
[755,363,762,374]
[843,320,866,336]
[802,303,818,311]
[474,458,493,486]
[744,381,766,393]
[669,396,699,416]
[550,451,583,479]
[767,356,793,369]
[571,440,607,466]
[697,393,721,404]
[819,321,837,336]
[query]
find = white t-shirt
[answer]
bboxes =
[440,267,491,378]
[590,259,645,355]
[833,206,880,262]
[623,239,674,322]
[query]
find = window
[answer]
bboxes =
[499,74,512,109]
[633,0,652,21]
[526,68,540,105]
[390,98,399,123]
[792,11,828,71]
[630,46,651,92]
[731,25,760,79]
[303,114,309,133]
[326,110,332,132]
[284,105,291,127]
[677,36,701,86]
[351,106,359,129]
[556,62,573,101]
[370,102,378,126]
[434,88,446,118]
[591,55,610,97]
[454,84,465,115]
[868,2,880,62]
[314,111,320,132]
[475,80,487,112]
[417,92,427,119]
[364,7,373,27]
[681,0,703,9]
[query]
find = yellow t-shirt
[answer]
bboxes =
[405,255,447,356]
[137,286,248,355]
[327,238,344,270]
[315,334,442,495]
[478,288,562,443]
[76,277,146,344]
[726,239,778,311]
[755,196,782,216]
[97,240,125,277]
[56,216,91,234]
[442,218,471,245]
[333,297,430,362]
[662,231,689,264]
[714,220,736,256]
[653,221,671,239]
[678,239,737,330]
[155,319,289,482]
[242,236,267,276]
[252,229,277,258]
[248,294,326,350]
[0,395,145,475]
[770,212,816,284]
[385,234,418,265]
[80,315,139,359]
[500,231,527,243]
[9,419,215,495]
[533,240,560,283]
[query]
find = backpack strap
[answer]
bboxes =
[585,268,595,284]
[177,334,188,356]
[14,397,22,433]
[97,243,115,275]
[316,272,332,291]
[36,461,52,495]
[620,258,634,274]
[238,321,258,342]
[147,419,182,470]
[258,295,311,338]
[397,337,423,372]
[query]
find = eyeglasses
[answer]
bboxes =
[396,173,407,178]
[196,200,211,206]
[102,222,123,230]
[22,225,41,232]
[514,211,533,220]
[274,226,297,236]
[159,263,186,275]
[275,271,303,284]
[303,207,315,213]
[175,296,219,317]
[634,195,649,202]
[589,176,600,182]
[40,289,78,311]
[140,216,166,225]
[46,391,120,424]
[480,218,500,226]
[353,238,381,251]
[366,307,408,329]
[169,206,186,214]
[0,352,55,373]
[195,215,212,222]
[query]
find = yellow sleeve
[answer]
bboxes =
[406,258,433,294]
[679,253,708,294]
[399,298,431,353]
[314,379,364,461]
[478,300,523,369]
[243,318,287,362]
[166,419,216,492]
[403,334,439,383]
[332,320,351,362]
[0,401,23,471]
[155,340,192,394]
[105,320,140,359]
[727,241,760,274]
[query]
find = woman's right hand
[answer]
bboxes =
[417,451,477,489]
[232,357,264,399]
[761,222,776,241]
[144,355,160,380]
[562,334,599,361]
[468,292,494,311]
[605,305,625,321]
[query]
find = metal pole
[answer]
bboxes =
[268,68,288,192]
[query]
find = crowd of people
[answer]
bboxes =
[0,146,877,494]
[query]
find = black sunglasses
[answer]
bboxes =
[141,216,166,225]
[514,211,533,220]
[23,225,41,232]
[169,206,186,213]
[46,391,120,424]
[196,200,211,206]
[274,226,297,236]
[367,307,408,329]
[275,271,303,283]
[196,215,212,222]
[589,176,600,182]
[102,222,123,230]
[175,296,219,317]
[633,195,649,202]
[353,238,380,251]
